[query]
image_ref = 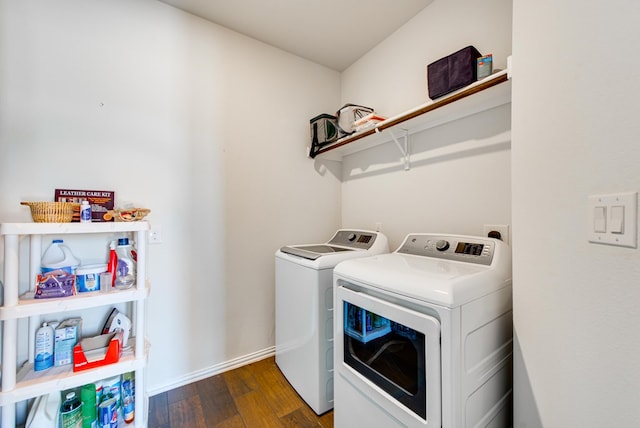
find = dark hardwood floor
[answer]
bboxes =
[148,356,334,428]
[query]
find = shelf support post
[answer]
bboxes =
[2,234,19,428]
[377,127,410,170]
[28,234,42,363]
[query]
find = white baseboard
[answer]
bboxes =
[146,346,275,396]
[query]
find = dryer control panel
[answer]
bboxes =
[396,234,496,265]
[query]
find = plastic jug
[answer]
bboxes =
[25,391,60,428]
[115,238,135,289]
[41,240,80,274]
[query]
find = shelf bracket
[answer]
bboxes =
[377,127,410,170]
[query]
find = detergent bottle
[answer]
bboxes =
[60,391,82,428]
[34,322,54,371]
[41,240,80,274]
[115,238,135,289]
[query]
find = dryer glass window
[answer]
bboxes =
[343,301,426,419]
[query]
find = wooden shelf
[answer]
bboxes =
[311,69,511,162]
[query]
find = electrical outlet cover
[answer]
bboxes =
[483,224,510,245]
[148,224,163,244]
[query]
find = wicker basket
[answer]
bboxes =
[21,201,79,223]
[105,208,150,222]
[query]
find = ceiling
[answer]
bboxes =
[157,0,433,71]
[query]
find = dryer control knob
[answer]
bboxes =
[348,233,357,241]
[435,240,450,251]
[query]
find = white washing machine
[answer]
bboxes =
[333,233,512,427]
[275,229,388,415]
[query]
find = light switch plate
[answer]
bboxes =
[588,192,637,248]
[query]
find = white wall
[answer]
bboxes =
[340,0,513,250]
[8,0,639,425]
[512,0,640,426]
[0,0,341,397]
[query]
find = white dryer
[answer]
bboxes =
[275,229,388,415]
[333,233,512,427]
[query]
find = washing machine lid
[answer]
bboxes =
[276,229,389,269]
[280,244,354,260]
[334,234,512,307]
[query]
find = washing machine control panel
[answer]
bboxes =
[397,234,496,265]
[328,230,378,249]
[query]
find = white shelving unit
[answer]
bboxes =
[310,69,512,168]
[0,221,150,427]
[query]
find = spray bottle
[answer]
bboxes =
[107,241,117,288]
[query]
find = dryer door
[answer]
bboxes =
[335,283,441,427]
